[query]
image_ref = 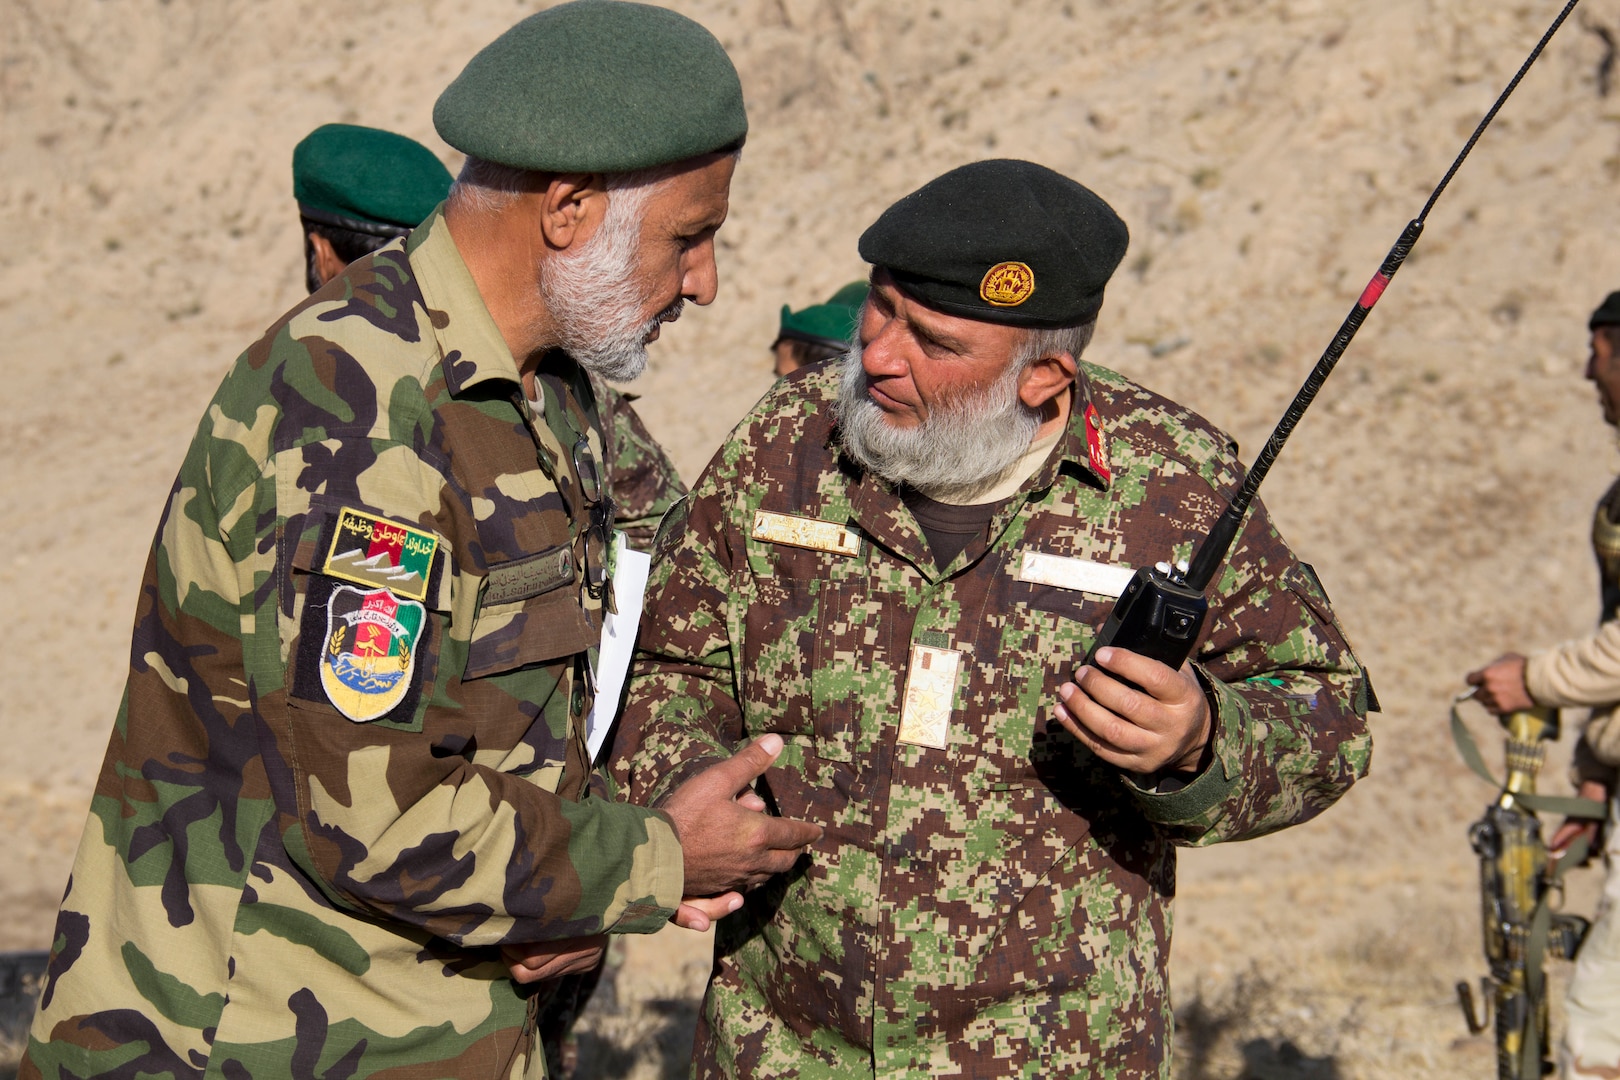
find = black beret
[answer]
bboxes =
[858,159,1129,329]
[293,124,453,229]
[433,0,747,174]
[1592,292,1620,330]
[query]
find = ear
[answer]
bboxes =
[537,173,609,251]
[309,233,347,287]
[1018,347,1079,411]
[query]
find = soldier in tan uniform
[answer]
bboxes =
[1468,291,1620,1080]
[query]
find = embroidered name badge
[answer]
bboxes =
[323,508,438,603]
[751,511,862,557]
[1083,402,1111,482]
[897,644,962,749]
[980,261,1035,307]
[483,546,574,606]
[321,585,425,722]
[1017,551,1134,598]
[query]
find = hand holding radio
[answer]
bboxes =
[1053,646,1212,778]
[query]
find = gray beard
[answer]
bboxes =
[539,196,676,382]
[833,342,1041,502]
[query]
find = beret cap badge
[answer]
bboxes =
[980,261,1035,307]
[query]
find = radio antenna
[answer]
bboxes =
[1182,0,1581,591]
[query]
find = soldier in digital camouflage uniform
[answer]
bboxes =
[22,4,823,1078]
[292,121,685,555]
[611,160,1375,1077]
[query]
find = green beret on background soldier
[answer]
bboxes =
[1466,291,1620,1080]
[21,3,823,1078]
[608,158,1374,1077]
[772,280,868,377]
[293,122,454,292]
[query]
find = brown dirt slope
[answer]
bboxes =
[7,1,1620,1075]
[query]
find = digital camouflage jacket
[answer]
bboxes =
[614,361,1374,1078]
[594,376,686,555]
[25,209,686,1080]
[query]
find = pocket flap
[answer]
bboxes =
[464,587,598,680]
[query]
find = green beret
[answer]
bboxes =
[775,281,869,349]
[292,124,453,230]
[1592,292,1620,330]
[858,159,1129,329]
[433,0,747,173]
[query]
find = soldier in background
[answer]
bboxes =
[292,121,684,554]
[608,159,1374,1077]
[1467,292,1620,1080]
[293,123,454,293]
[770,281,867,377]
[22,4,822,1078]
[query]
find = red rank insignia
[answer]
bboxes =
[1083,401,1111,483]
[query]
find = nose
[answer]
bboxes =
[682,237,720,307]
[860,308,908,378]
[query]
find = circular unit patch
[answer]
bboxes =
[979,261,1035,307]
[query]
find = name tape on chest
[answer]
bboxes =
[322,507,439,603]
[483,545,575,606]
[897,644,961,749]
[750,511,862,557]
[1017,551,1134,598]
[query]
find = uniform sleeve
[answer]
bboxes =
[1525,619,1620,708]
[1127,497,1374,845]
[610,467,743,808]
[598,383,688,554]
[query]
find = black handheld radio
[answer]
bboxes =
[1086,0,1580,670]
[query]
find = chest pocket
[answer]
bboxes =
[464,545,597,680]
[739,570,897,762]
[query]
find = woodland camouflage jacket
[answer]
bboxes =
[25,208,686,1080]
[614,361,1375,1078]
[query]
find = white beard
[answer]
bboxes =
[539,191,678,382]
[833,340,1041,502]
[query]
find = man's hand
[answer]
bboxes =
[1549,777,1611,866]
[672,892,744,932]
[1054,646,1212,776]
[1464,653,1535,715]
[501,935,607,985]
[663,734,824,897]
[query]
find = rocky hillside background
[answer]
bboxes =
[7,1,1620,1074]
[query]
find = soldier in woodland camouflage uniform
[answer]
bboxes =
[611,160,1375,1077]
[22,4,823,1079]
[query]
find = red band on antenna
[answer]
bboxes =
[1358,272,1391,310]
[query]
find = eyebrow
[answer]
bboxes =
[907,310,971,354]
[871,280,972,354]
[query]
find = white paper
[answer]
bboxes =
[587,532,651,762]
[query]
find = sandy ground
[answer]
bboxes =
[7,0,1620,1075]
